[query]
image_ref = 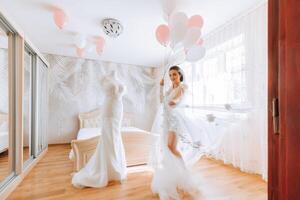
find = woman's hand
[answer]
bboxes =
[169,100,176,106]
[160,79,164,86]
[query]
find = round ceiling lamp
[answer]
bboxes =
[102,18,123,38]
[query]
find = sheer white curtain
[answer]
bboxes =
[181,2,268,180]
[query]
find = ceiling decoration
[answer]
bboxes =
[102,18,123,38]
[52,7,68,30]
[0,0,265,67]
[50,5,106,58]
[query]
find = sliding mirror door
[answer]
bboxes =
[23,47,33,166]
[0,23,15,188]
[34,58,48,156]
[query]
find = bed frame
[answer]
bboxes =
[71,108,156,172]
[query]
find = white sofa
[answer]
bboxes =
[70,108,158,172]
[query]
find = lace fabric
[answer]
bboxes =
[151,83,207,199]
[72,72,127,188]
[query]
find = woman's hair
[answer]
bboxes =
[169,65,184,82]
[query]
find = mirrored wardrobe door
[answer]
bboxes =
[0,25,14,187]
[23,48,32,166]
[34,58,48,156]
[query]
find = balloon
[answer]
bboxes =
[186,45,206,62]
[96,44,103,55]
[188,15,204,28]
[74,34,86,48]
[155,24,170,46]
[76,47,84,58]
[169,12,188,46]
[197,38,204,46]
[95,36,105,55]
[95,36,105,49]
[85,44,94,53]
[183,27,201,49]
[53,8,68,29]
[162,0,176,21]
[168,48,186,66]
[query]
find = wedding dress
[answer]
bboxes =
[72,71,127,188]
[151,83,208,200]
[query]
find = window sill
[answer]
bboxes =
[185,105,252,113]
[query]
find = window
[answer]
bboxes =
[182,34,246,108]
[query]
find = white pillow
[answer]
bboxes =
[122,117,132,127]
[83,118,102,128]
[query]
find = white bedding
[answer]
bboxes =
[0,131,8,153]
[69,126,151,160]
[76,128,101,140]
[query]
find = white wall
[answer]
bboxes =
[46,54,161,144]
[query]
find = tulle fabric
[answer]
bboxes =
[151,84,207,199]
[151,146,201,200]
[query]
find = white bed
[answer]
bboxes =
[0,113,8,153]
[70,108,158,172]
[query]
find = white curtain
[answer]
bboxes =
[153,2,268,180]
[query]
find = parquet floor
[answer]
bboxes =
[8,144,267,200]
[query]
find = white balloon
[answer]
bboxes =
[162,0,176,19]
[85,44,94,53]
[74,34,86,48]
[169,12,188,46]
[186,45,206,62]
[169,48,186,66]
[183,27,201,49]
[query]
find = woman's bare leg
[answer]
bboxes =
[167,131,182,158]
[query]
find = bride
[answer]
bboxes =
[151,66,206,200]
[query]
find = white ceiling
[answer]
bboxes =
[0,0,264,67]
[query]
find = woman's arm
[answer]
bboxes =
[160,79,164,103]
[169,85,186,106]
[160,85,164,103]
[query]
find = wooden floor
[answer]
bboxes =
[0,150,9,182]
[0,147,30,183]
[8,144,267,200]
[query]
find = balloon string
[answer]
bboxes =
[162,47,171,79]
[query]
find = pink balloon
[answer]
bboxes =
[94,36,105,55]
[188,15,204,28]
[96,45,103,55]
[95,36,105,48]
[76,47,84,57]
[155,24,170,46]
[53,8,68,29]
[197,38,204,46]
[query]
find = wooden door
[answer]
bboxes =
[268,0,300,199]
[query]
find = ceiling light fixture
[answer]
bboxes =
[102,18,123,38]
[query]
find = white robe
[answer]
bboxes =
[151,84,206,199]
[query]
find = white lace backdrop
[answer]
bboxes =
[46,54,160,144]
[181,2,268,179]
